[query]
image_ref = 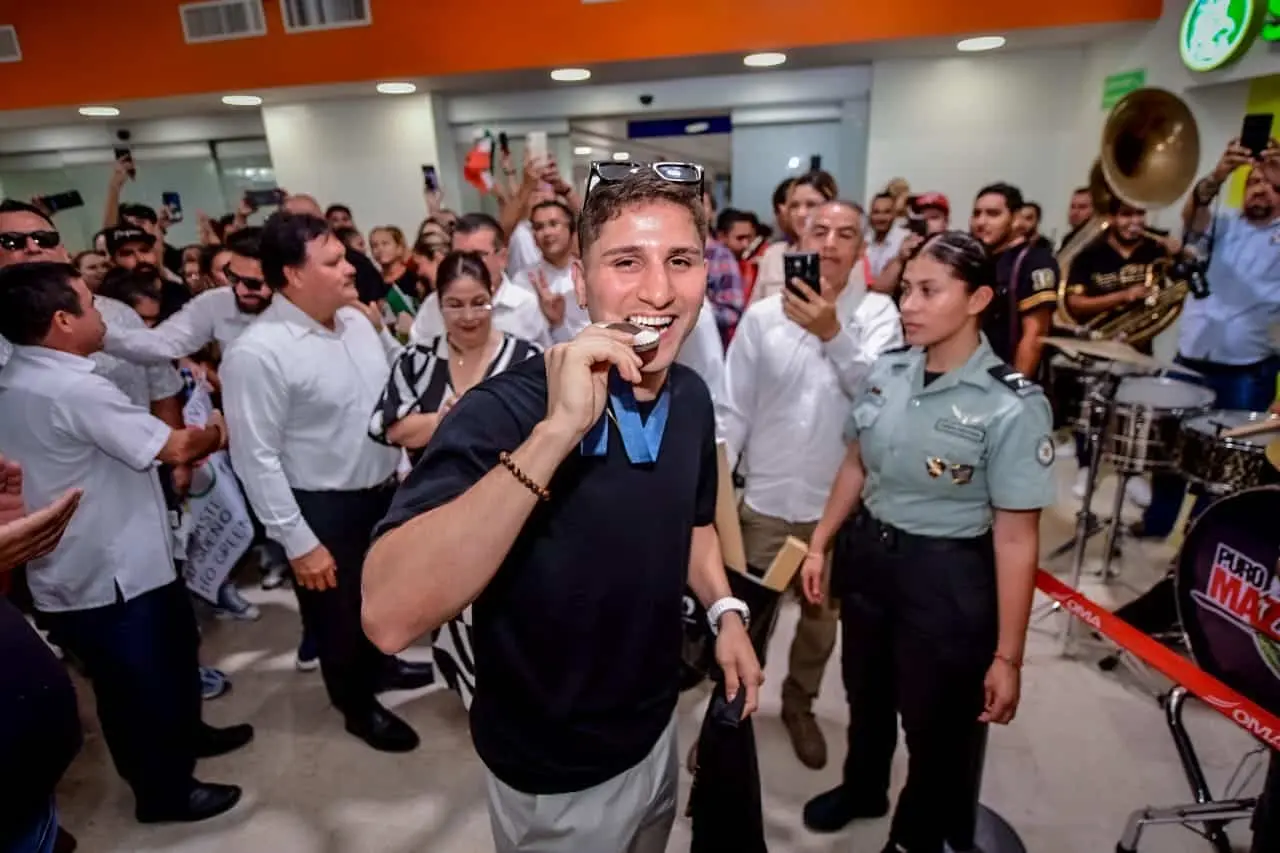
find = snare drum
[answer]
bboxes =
[1046,355,1130,437]
[1104,376,1215,474]
[1176,410,1280,494]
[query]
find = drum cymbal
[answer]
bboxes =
[1042,337,1200,376]
[1268,439,1280,473]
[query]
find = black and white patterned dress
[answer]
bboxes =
[368,332,539,707]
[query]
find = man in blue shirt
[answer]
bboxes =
[1140,137,1280,537]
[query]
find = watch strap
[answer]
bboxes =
[706,596,750,636]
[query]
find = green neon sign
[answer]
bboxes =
[1264,0,1280,40]
[1179,0,1268,72]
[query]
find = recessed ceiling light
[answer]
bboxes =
[684,121,710,134]
[550,68,591,82]
[957,36,1006,52]
[612,151,631,161]
[78,106,119,117]
[743,52,786,68]
[221,94,262,107]
[375,82,417,95]
[787,156,801,169]
[573,146,593,156]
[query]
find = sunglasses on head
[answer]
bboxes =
[0,230,61,252]
[583,161,704,202]
[224,265,269,291]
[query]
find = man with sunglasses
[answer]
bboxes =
[0,200,70,370]
[102,228,271,364]
[365,162,761,853]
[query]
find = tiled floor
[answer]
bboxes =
[58,459,1269,852]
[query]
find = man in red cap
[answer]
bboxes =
[869,192,950,296]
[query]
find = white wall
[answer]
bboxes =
[262,95,442,235]
[866,47,1089,244]
[731,120,843,217]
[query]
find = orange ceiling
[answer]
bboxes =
[0,0,1161,110]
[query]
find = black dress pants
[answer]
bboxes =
[291,483,395,717]
[44,580,201,809]
[833,511,998,853]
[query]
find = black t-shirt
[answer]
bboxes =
[983,240,1059,365]
[1066,236,1166,353]
[0,597,81,845]
[159,278,191,321]
[348,248,390,304]
[375,357,718,794]
[163,242,183,277]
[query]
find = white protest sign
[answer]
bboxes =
[180,382,254,602]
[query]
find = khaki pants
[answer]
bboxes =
[740,502,838,716]
[486,717,678,853]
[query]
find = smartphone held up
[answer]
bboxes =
[783,252,820,301]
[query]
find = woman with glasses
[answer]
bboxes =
[368,250,538,710]
[370,250,539,466]
[798,231,1053,853]
[750,170,839,304]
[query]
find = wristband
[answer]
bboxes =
[994,652,1022,669]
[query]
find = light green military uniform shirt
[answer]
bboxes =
[844,335,1056,538]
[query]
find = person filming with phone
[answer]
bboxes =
[1135,131,1280,540]
[717,199,901,769]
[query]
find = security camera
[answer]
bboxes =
[115,129,131,142]
[639,94,654,107]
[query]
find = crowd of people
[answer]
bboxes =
[0,133,1277,853]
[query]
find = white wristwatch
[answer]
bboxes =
[706,596,751,636]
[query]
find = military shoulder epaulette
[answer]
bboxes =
[987,364,1041,397]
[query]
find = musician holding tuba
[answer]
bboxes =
[1062,197,1173,357]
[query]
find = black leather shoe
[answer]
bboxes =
[344,704,419,752]
[376,657,434,692]
[195,722,255,758]
[136,782,242,824]
[802,784,890,833]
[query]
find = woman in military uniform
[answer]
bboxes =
[798,231,1055,852]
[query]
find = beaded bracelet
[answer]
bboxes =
[498,451,551,502]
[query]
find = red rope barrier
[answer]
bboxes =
[1035,569,1280,750]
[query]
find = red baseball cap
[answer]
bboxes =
[914,192,950,217]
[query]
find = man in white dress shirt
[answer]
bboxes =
[221,212,428,753]
[864,192,910,277]
[101,227,270,363]
[511,200,591,343]
[410,213,553,349]
[0,261,251,824]
[717,199,903,769]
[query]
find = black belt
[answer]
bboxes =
[292,477,397,500]
[849,509,991,553]
[1176,354,1275,375]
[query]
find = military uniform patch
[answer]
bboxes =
[926,457,947,478]
[1031,267,1057,292]
[1036,435,1055,467]
[950,464,974,485]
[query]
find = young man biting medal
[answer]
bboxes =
[362,161,762,853]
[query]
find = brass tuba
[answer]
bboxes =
[1053,88,1201,346]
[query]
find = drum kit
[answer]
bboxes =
[1045,337,1280,853]
[1045,337,1279,590]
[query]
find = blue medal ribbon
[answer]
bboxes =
[580,370,670,463]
